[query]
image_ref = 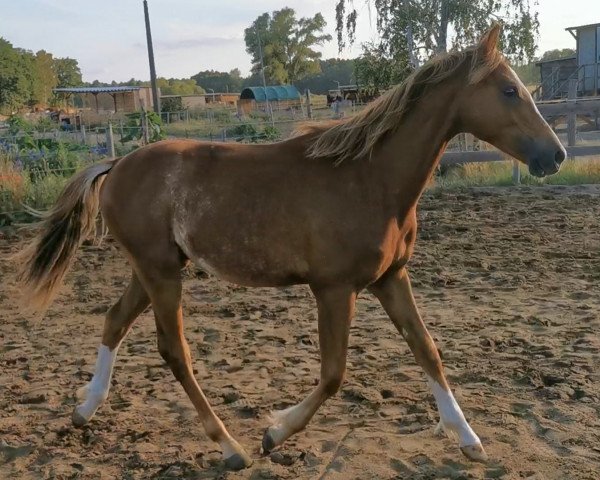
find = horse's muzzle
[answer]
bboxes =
[528,146,566,178]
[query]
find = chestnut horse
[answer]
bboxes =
[17,25,565,470]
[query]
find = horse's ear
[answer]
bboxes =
[478,22,502,59]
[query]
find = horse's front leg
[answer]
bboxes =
[262,284,357,453]
[369,268,487,462]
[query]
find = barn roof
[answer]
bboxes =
[53,86,142,94]
[566,22,600,31]
[240,85,301,102]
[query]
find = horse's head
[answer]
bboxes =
[456,25,566,177]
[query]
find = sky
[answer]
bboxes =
[0,0,597,83]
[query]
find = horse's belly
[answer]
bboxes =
[175,227,308,287]
[188,251,306,286]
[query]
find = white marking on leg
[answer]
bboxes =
[427,376,481,447]
[75,344,119,422]
[267,403,307,445]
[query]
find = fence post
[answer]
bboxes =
[141,109,150,144]
[512,159,521,185]
[81,124,87,145]
[567,78,577,149]
[305,89,313,120]
[222,128,226,142]
[106,122,116,157]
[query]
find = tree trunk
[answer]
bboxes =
[436,0,450,53]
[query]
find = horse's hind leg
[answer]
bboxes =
[137,264,252,470]
[73,270,150,426]
[262,285,356,453]
[368,268,487,462]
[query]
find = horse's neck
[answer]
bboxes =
[374,83,459,214]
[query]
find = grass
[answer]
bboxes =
[0,151,88,225]
[434,156,600,188]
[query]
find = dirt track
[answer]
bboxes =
[1,185,599,480]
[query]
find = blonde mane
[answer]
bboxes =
[301,45,504,165]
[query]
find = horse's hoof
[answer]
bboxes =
[72,409,88,427]
[460,444,488,463]
[261,429,276,454]
[224,452,253,470]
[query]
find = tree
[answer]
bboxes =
[295,58,356,94]
[33,50,58,105]
[354,42,410,90]
[244,8,332,84]
[0,38,31,113]
[156,78,205,96]
[54,58,82,87]
[191,69,243,93]
[540,48,575,62]
[336,1,540,66]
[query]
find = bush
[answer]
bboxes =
[121,111,166,143]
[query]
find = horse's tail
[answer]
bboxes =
[14,158,120,310]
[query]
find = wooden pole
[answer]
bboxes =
[143,0,160,114]
[106,123,116,157]
[305,89,312,119]
[512,160,521,185]
[567,79,578,148]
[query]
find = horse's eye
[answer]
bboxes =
[503,86,518,97]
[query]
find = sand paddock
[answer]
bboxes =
[1,186,599,479]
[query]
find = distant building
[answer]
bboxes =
[204,93,240,106]
[160,94,206,112]
[238,85,301,114]
[535,57,578,100]
[53,86,155,113]
[536,22,600,100]
[568,22,600,95]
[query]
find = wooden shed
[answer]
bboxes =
[204,93,240,106]
[533,23,600,100]
[567,23,600,96]
[535,57,577,100]
[536,22,600,100]
[53,86,155,113]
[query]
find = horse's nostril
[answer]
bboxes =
[555,148,566,165]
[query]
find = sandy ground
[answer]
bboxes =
[1,185,599,480]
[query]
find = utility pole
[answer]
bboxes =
[143,0,160,114]
[256,27,274,125]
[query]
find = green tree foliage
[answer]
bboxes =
[191,69,243,93]
[0,38,31,112]
[54,58,83,87]
[244,8,332,84]
[0,37,82,113]
[540,48,575,61]
[335,0,540,90]
[156,78,205,96]
[33,50,58,105]
[241,72,264,89]
[295,58,356,94]
[354,41,410,90]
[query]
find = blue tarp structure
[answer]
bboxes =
[240,85,301,102]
